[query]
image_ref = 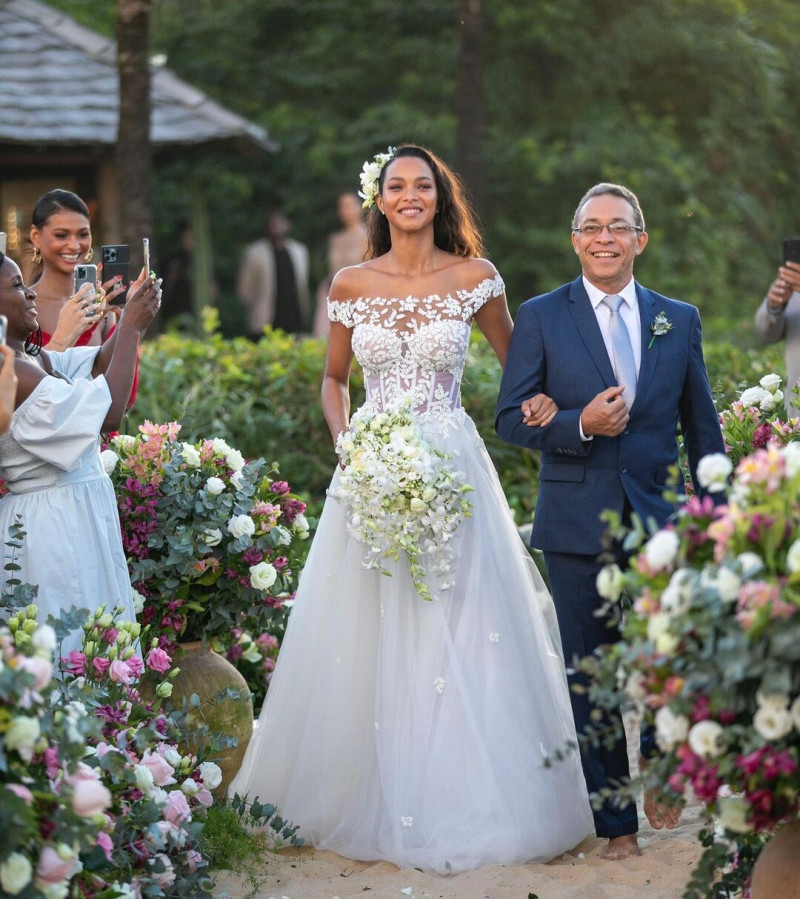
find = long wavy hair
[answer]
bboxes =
[365,144,484,260]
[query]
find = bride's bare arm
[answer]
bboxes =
[321,320,354,445]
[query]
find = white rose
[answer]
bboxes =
[736,552,764,578]
[131,588,145,615]
[655,705,690,751]
[717,796,753,833]
[227,514,255,539]
[786,539,800,574]
[5,716,40,760]
[759,391,777,413]
[753,705,793,741]
[181,777,200,796]
[791,696,800,732]
[760,373,783,394]
[99,449,119,475]
[108,883,137,899]
[198,761,223,790]
[31,624,56,654]
[226,448,245,472]
[644,530,680,571]
[112,433,136,451]
[203,528,223,547]
[688,720,725,759]
[273,526,292,546]
[756,692,789,710]
[180,443,201,467]
[205,477,225,495]
[596,564,625,602]
[162,747,182,767]
[0,853,33,894]
[249,561,277,591]
[133,764,156,794]
[783,442,800,478]
[230,470,244,490]
[647,612,680,655]
[211,437,232,455]
[696,453,733,493]
[739,386,769,408]
[292,513,309,537]
[715,567,742,603]
[660,574,692,617]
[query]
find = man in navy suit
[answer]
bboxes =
[496,183,724,860]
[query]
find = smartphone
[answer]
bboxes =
[0,314,7,346]
[101,244,130,305]
[73,263,98,295]
[783,238,800,266]
[143,237,150,274]
[0,232,6,254]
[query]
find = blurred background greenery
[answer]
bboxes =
[50,0,800,334]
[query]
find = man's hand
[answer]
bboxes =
[767,261,800,312]
[522,393,558,427]
[580,386,629,437]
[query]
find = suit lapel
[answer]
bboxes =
[631,285,658,412]
[566,278,616,387]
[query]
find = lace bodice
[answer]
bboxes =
[329,274,504,423]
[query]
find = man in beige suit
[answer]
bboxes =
[754,259,800,416]
[237,209,310,338]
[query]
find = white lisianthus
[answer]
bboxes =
[112,433,136,451]
[225,448,245,472]
[717,796,753,833]
[644,530,680,571]
[230,470,244,490]
[596,563,625,602]
[272,525,292,546]
[785,539,800,574]
[198,761,223,790]
[180,443,201,467]
[292,513,309,538]
[783,442,800,478]
[688,720,725,759]
[791,696,800,733]
[211,437,232,456]
[696,453,733,493]
[131,588,145,615]
[31,623,57,654]
[227,514,255,539]
[156,681,173,698]
[736,552,764,578]
[655,705,690,751]
[99,449,119,475]
[759,373,783,394]
[205,477,225,495]
[5,716,41,760]
[759,391,777,412]
[0,853,33,894]
[715,566,741,603]
[660,570,694,617]
[181,778,200,796]
[202,528,223,547]
[756,691,789,710]
[249,561,277,591]
[647,612,680,655]
[753,705,793,741]
[133,764,156,794]
[739,386,770,408]
[162,747,182,767]
[108,882,137,899]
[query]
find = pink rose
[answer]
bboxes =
[162,790,191,825]
[195,789,213,808]
[109,660,133,684]
[140,750,176,787]
[36,845,77,884]
[96,832,113,862]
[72,779,112,817]
[92,657,110,677]
[145,647,172,674]
[6,783,34,804]
[43,747,60,780]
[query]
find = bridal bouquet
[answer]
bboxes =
[589,442,800,896]
[329,401,473,601]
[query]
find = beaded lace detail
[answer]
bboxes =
[329,275,504,425]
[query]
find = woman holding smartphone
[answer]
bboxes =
[0,250,160,650]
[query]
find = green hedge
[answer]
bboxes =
[131,313,785,520]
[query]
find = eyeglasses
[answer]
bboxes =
[572,222,642,236]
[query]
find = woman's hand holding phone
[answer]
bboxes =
[121,268,162,333]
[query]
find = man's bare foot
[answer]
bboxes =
[643,788,681,830]
[600,834,641,861]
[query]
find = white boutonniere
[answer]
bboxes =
[648,311,673,349]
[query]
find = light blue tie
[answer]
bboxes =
[602,295,637,407]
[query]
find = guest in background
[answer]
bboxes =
[237,208,310,338]
[754,259,800,416]
[313,192,368,338]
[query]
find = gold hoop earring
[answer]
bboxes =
[32,246,42,265]
[85,247,94,262]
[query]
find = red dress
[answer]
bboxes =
[40,320,139,408]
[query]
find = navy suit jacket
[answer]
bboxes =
[495,277,725,555]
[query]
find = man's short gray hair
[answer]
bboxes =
[571,183,645,231]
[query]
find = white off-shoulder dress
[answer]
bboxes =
[0,347,136,652]
[229,275,593,873]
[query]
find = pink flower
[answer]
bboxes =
[6,783,34,804]
[162,790,191,825]
[126,655,144,678]
[43,747,60,779]
[146,647,172,673]
[109,659,133,684]
[72,779,113,817]
[96,832,113,862]
[19,654,53,690]
[36,845,78,884]
[195,789,213,808]
[92,657,110,677]
[186,849,205,872]
[139,750,176,787]
[61,650,87,676]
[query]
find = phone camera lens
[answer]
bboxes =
[108,248,117,262]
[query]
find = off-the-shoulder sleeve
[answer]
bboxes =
[461,273,506,319]
[46,345,101,381]
[327,296,356,328]
[10,375,111,472]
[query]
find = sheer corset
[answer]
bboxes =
[329,274,504,425]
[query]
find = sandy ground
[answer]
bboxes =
[214,715,707,899]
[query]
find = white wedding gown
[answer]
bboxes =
[229,274,593,873]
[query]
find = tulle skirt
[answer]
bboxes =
[229,409,593,873]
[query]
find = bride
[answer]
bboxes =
[229,144,593,873]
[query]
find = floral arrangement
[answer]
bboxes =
[719,373,800,469]
[329,400,473,602]
[104,421,310,650]
[358,145,396,208]
[590,441,800,897]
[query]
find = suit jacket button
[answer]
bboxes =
[619,464,628,473]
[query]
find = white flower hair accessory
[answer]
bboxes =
[358,146,396,209]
